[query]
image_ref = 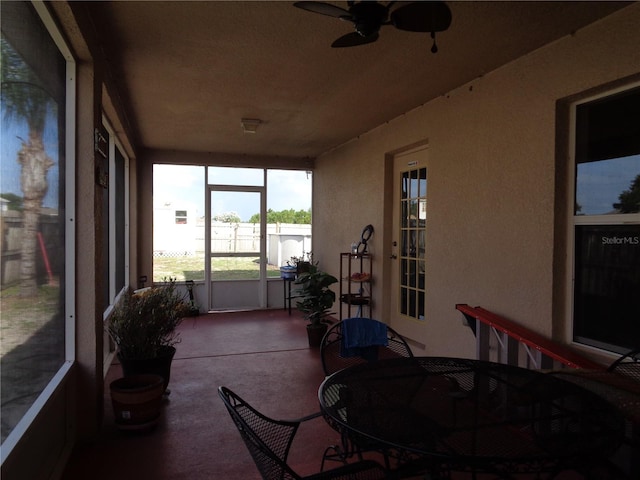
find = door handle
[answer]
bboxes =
[390,254,397,259]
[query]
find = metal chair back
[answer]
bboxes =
[607,347,640,384]
[218,386,390,480]
[219,386,301,480]
[320,318,413,376]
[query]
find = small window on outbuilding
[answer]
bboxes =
[175,210,187,224]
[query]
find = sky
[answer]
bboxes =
[576,155,640,215]
[152,165,312,221]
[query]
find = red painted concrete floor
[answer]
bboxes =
[62,309,347,480]
[61,310,598,480]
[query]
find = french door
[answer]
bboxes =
[390,146,428,342]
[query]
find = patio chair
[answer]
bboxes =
[607,347,640,383]
[218,386,390,480]
[320,318,413,376]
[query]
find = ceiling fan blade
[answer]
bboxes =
[331,32,379,48]
[293,1,352,20]
[390,1,452,33]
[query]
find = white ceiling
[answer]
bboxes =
[84,1,628,160]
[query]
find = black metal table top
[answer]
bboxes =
[318,357,624,474]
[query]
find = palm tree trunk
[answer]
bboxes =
[18,131,54,297]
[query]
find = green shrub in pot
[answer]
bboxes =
[294,264,338,326]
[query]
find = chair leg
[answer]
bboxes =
[321,444,349,471]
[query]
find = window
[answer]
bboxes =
[152,165,205,282]
[114,144,127,296]
[175,210,187,224]
[152,166,312,283]
[101,119,129,309]
[571,85,640,353]
[0,0,74,455]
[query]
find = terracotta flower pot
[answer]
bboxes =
[110,374,164,431]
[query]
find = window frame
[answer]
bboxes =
[0,0,76,462]
[566,81,640,355]
[102,116,130,306]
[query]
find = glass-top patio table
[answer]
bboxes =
[318,357,625,479]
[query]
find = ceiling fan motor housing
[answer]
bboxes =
[349,2,389,38]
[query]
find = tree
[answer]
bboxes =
[613,174,640,213]
[0,192,24,211]
[213,211,241,223]
[248,208,311,224]
[1,38,56,296]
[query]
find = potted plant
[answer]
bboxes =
[293,264,338,347]
[291,251,313,274]
[107,278,190,393]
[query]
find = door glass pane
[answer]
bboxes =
[401,200,408,228]
[210,256,262,280]
[419,168,427,197]
[408,259,417,287]
[410,169,417,197]
[402,172,409,199]
[210,190,261,280]
[418,230,426,259]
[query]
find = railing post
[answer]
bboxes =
[476,320,490,362]
[504,334,519,367]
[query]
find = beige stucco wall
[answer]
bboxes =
[313,4,640,357]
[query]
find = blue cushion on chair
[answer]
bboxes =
[340,318,388,359]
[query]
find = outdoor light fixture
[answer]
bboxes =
[241,118,261,134]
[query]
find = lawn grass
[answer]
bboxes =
[0,284,60,356]
[153,254,281,282]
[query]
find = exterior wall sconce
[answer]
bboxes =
[241,118,261,134]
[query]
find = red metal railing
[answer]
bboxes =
[456,304,604,370]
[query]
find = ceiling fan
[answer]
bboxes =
[293,1,452,52]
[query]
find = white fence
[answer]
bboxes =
[153,220,311,267]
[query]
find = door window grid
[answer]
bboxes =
[399,167,427,320]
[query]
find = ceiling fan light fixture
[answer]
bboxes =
[241,118,261,134]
